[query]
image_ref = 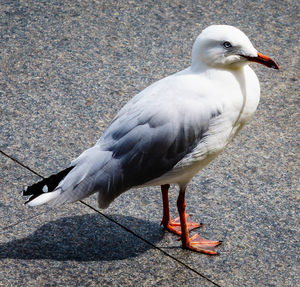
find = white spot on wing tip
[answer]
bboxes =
[22,186,28,195]
[42,185,48,193]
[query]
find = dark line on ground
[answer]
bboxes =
[0,150,43,178]
[1,149,222,287]
[2,213,41,230]
[80,200,222,287]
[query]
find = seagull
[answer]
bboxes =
[23,25,279,254]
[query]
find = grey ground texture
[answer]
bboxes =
[0,0,299,286]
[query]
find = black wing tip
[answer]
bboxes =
[22,185,38,204]
[22,184,37,196]
[22,186,27,196]
[22,185,33,196]
[23,199,30,205]
[21,166,74,204]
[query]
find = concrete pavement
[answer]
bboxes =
[0,1,299,286]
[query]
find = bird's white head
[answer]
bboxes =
[191,25,279,71]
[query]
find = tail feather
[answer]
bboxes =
[23,146,114,208]
[23,166,74,205]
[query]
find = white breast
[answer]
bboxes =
[145,65,260,187]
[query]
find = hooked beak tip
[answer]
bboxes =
[245,52,279,70]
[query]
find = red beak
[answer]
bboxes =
[245,52,279,70]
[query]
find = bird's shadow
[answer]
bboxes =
[0,214,163,261]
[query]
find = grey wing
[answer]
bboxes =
[49,90,221,208]
[97,97,220,193]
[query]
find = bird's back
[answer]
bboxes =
[49,65,260,208]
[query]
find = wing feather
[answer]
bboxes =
[97,85,221,197]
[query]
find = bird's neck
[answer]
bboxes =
[190,61,248,74]
[189,62,249,81]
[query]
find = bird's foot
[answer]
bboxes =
[183,234,222,255]
[161,214,201,236]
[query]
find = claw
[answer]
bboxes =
[184,234,222,255]
[161,214,201,235]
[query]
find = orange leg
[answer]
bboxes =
[177,187,222,255]
[160,184,201,235]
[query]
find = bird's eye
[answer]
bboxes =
[223,41,232,49]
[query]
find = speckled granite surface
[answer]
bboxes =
[1,161,213,287]
[0,0,299,286]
